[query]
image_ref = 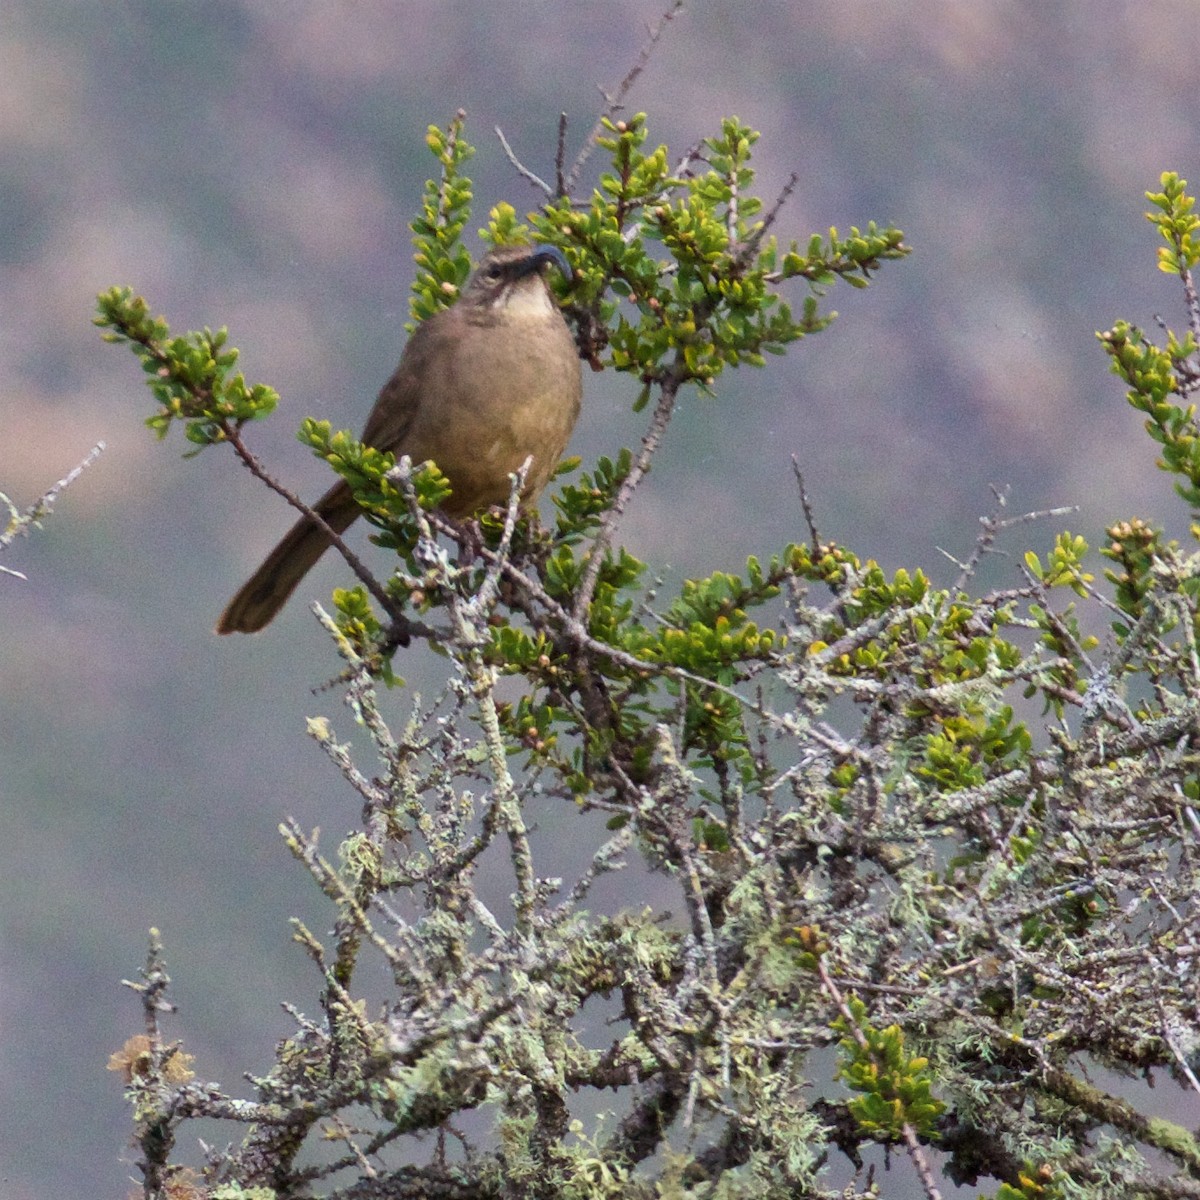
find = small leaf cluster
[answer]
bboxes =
[1099,318,1200,506]
[915,706,1032,792]
[1023,532,1093,597]
[95,287,277,447]
[1099,175,1200,508]
[552,451,633,543]
[1100,516,1164,623]
[989,1165,1063,1200]
[1147,170,1200,277]
[297,418,452,522]
[408,112,475,326]
[779,224,910,291]
[297,420,468,631]
[833,995,946,1141]
[617,561,785,701]
[297,419,401,511]
[1020,532,1099,707]
[480,200,532,251]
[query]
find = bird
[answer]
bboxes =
[216,244,582,634]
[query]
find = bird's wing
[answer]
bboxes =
[357,313,443,453]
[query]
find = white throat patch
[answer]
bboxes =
[500,281,558,319]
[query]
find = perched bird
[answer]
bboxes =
[216,245,582,634]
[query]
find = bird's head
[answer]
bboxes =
[463,245,572,316]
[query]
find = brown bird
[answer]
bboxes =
[216,245,582,634]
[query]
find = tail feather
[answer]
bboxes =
[215,481,359,634]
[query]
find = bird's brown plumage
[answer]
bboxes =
[216,246,582,634]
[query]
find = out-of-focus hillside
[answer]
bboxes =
[2,3,1197,1197]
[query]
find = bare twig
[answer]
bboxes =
[736,171,799,270]
[947,484,1078,591]
[1177,263,1200,350]
[226,427,411,636]
[555,112,569,196]
[1162,1018,1200,1099]
[493,125,553,197]
[790,456,822,557]
[564,0,686,194]
[473,456,530,613]
[671,140,706,180]
[572,371,681,620]
[1,441,106,576]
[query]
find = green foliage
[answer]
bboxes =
[553,450,633,542]
[531,114,907,387]
[480,200,532,250]
[1147,170,1200,275]
[1023,532,1093,596]
[833,995,945,1141]
[94,286,277,448]
[1099,173,1200,509]
[297,417,453,521]
[1100,516,1164,623]
[1100,317,1200,507]
[408,111,475,326]
[989,1164,1063,1200]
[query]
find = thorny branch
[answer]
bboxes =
[1,440,106,577]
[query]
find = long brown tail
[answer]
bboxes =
[216,481,360,634]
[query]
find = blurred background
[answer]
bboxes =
[3,2,1198,1196]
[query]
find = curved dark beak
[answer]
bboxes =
[524,245,573,281]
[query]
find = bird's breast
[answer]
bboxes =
[402,310,582,516]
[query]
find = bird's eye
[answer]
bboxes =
[484,264,503,281]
